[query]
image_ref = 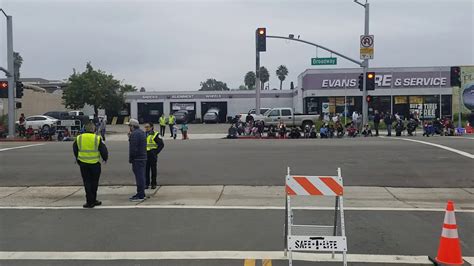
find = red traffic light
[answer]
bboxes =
[0,81,8,89]
[258,28,266,35]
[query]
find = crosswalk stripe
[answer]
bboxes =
[244,259,256,266]
[262,259,272,266]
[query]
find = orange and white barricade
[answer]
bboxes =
[284,167,347,266]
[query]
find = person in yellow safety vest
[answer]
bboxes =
[144,123,165,189]
[168,113,176,138]
[73,122,108,208]
[159,114,167,137]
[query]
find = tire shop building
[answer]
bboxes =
[125,90,294,124]
[296,66,460,120]
[125,66,472,123]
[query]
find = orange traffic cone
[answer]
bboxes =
[435,201,463,265]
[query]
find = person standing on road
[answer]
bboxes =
[128,119,147,201]
[373,110,381,136]
[73,122,108,208]
[159,114,167,137]
[168,113,176,138]
[144,123,164,189]
[384,112,394,137]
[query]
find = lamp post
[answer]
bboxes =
[1,9,15,138]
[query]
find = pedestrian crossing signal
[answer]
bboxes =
[366,95,373,103]
[0,81,8,98]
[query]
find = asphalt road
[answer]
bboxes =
[0,208,472,265]
[0,137,473,187]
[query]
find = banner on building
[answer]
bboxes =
[454,66,474,112]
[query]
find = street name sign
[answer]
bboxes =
[311,57,337,66]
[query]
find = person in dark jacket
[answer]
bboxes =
[73,122,108,208]
[128,119,147,201]
[144,123,164,189]
[384,113,394,136]
[373,110,381,136]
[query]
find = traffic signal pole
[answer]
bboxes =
[6,14,15,138]
[255,35,261,114]
[361,2,370,126]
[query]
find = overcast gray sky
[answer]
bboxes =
[0,0,472,91]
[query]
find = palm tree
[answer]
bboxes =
[259,66,269,90]
[276,65,288,90]
[244,71,256,90]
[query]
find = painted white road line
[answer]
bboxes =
[0,143,45,152]
[447,136,474,140]
[2,251,471,264]
[380,137,474,159]
[0,205,473,212]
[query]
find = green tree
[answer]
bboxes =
[13,52,23,81]
[276,65,289,90]
[62,62,136,115]
[244,71,256,90]
[199,78,230,91]
[238,85,248,90]
[259,66,269,90]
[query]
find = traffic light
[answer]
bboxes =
[0,81,8,98]
[366,95,373,103]
[16,81,24,98]
[358,73,363,91]
[16,102,22,109]
[366,72,375,90]
[256,27,266,52]
[450,66,461,87]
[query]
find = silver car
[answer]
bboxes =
[203,108,220,123]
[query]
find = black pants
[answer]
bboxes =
[160,125,166,137]
[374,123,379,136]
[169,124,174,137]
[146,152,158,187]
[79,162,101,205]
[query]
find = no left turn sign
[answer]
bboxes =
[360,35,374,48]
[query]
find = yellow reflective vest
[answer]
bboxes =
[77,133,101,164]
[146,132,160,151]
[159,116,167,126]
[168,115,176,125]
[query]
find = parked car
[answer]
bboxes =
[239,108,270,123]
[17,115,59,130]
[174,110,189,124]
[44,111,73,120]
[260,108,319,128]
[203,108,220,123]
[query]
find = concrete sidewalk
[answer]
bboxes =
[0,186,472,209]
[106,133,227,141]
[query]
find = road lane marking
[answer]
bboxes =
[0,143,46,152]
[0,205,473,212]
[0,251,471,264]
[380,137,474,159]
[447,136,474,140]
[244,259,256,266]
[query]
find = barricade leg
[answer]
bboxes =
[332,195,339,259]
